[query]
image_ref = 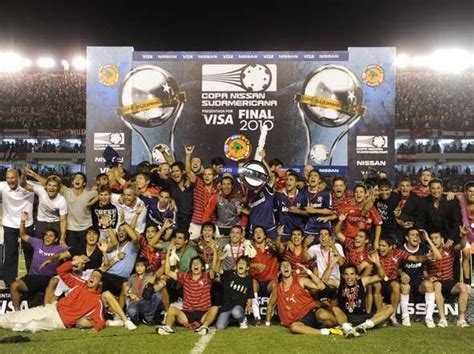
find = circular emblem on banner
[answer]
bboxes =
[372,136,386,148]
[98,64,120,86]
[224,134,252,161]
[362,64,384,87]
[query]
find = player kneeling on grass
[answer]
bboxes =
[265,261,342,336]
[376,233,441,327]
[323,254,393,338]
[0,256,105,332]
[157,238,219,335]
[216,256,253,330]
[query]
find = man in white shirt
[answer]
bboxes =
[61,173,97,250]
[0,169,34,285]
[21,167,68,270]
[24,169,97,251]
[307,228,345,283]
[110,184,146,234]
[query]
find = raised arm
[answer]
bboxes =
[361,252,385,287]
[297,263,326,291]
[274,225,286,254]
[164,240,178,280]
[184,145,197,183]
[24,165,47,187]
[258,149,275,188]
[420,229,442,260]
[454,225,468,252]
[321,256,341,288]
[209,240,219,279]
[19,211,30,243]
[20,165,34,192]
[335,213,347,243]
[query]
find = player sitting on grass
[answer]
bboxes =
[216,256,253,330]
[125,258,164,325]
[265,260,342,336]
[156,238,219,335]
[323,254,393,338]
[0,256,105,332]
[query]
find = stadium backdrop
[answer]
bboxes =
[85,48,395,184]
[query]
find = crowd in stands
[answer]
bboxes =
[0,141,84,161]
[397,141,474,154]
[395,166,472,193]
[0,148,471,336]
[396,69,473,131]
[0,69,472,135]
[0,72,85,130]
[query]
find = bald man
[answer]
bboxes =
[0,169,34,285]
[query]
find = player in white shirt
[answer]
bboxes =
[21,167,68,269]
[0,169,34,285]
[110,184,147,234]
[307,228,345,285]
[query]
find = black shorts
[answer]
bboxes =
[347,313,368,326]
[183,310,206,323]
[101,273,127,296]
[381,280,391,300]
[300,307,321,328]
[381,280,399,301]
[314,286,338,301]
[437,279,458,298]
[22,274,50,294]
[257,280,272,296]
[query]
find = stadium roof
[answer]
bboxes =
[0,0,472,57]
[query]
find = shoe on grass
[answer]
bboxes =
[437,319,448,328]
[124,319,137,330]
[195,325,210,335]
[156,325,175,335]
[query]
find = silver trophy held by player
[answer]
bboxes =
[295,64,366,165]
[117,65,186,162]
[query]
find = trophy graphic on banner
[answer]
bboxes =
[117,65,186,162]
[295,64,366,165]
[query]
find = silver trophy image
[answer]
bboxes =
[295,64,366,165]
[117,65,186,162]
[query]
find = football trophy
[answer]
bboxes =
[295,64,366,165]
[117,65,186,162]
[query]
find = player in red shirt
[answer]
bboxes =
[335,214,373,276]
[275,226,315,276]
[376,234,441,326]
[338,184,382,243]
[250,226,279,325]
[425,228,469,328]
[185,145,218,240]
[157,238,219,335]
[265,261,342,336]
[331,177,353,213]
[0,256,105,332]
[411,169,433,198]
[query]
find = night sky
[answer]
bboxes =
[0,0,472,57]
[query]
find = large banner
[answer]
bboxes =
[86,48,395,183]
